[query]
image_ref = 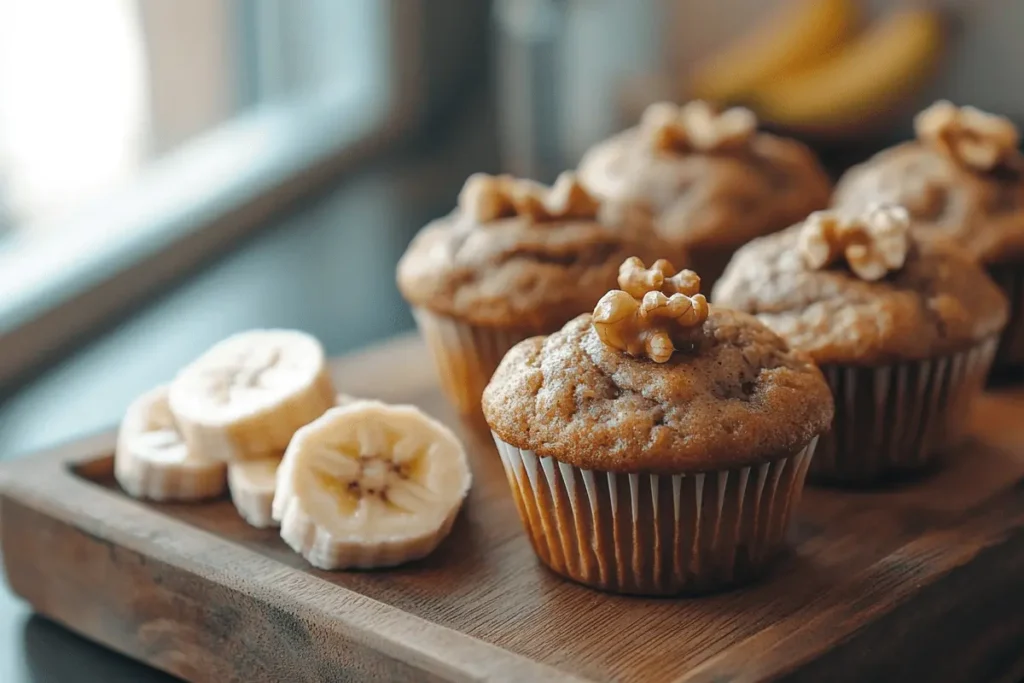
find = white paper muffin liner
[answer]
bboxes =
[989,265,1024,368]
[412,307,539,418]
[492,435,818,596]
[811,337,998,484]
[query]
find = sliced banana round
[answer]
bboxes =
[228,456,282,528]
[228,396,357,529]
[168,330,336,463]
[115,386,227,502]
[273,400,471,570]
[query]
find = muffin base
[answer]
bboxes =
[412,308,539,419]
[812,338,997,485]
[492,436,817,596]
[989,264,1024,368]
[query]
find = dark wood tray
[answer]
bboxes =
[3,335,1024,683]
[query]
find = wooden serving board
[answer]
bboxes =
[4,335,1024,683]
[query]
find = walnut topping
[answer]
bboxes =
[798,204,911,281]
[593,257,709,363]
[641,100,757,154]
[457,172,599,223]
[914,100,1020,173]
[617,256,701,298]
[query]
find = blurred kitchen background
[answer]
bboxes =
[0,0,1021,454]
[0,0,1019,678]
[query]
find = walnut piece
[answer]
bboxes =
[592,258,709,363]
[914,100,1020,172]
[798,204,910,281]
[457,172,599,223]
[617,256,701,298]
[641,100,757,154]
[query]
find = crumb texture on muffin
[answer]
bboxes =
[396,199,670,330]
[482,310,834,473]
[833,103,1024,265]
[712,224,1009,365]
[577,105,831,251]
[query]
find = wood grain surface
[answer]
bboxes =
[2,335,1024,682]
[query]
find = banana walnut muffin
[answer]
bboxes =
[833,101,1024,367]
[714,204,1007,483]
[397,172,677,420]
[482,258,833,595]
[578,101,831,288]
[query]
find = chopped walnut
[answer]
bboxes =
[617,256,701,298]
[457,172,599,223]
[458,173,515,222]
[914,100,1020,173]
[798,204,910,281]
[593,257,709,363]
[641,100,757,154]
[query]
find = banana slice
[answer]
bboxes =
[168,330,336,462]
[228,456,282,528]
[228,396,359,529]
[115,386,227,502]
[273,400,471,570]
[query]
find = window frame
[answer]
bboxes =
[0,0,469,391]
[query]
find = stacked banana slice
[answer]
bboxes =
[227,456,282,528]
[113,330,471,570]
[115,386,227,502]
[168,330,336,462]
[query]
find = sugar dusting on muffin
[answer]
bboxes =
[641,100,757,154]
[914,100,1020,173]
[798,204,910,281]
[591,257,709,362]
[457,171,599,223]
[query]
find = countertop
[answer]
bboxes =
[0,111,499,680]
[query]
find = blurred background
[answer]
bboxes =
[2,0,1023,466]
[4,0,1022,459]
[0,0,1020,679]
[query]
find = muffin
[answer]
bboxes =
[397,172,678,421]
[482,258,833,595]
[577,100,831,288]
[833,101,1024,367]
[713,204,1008,484]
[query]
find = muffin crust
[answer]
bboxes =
[482,311,833,473]
[712,225,1008,365]
[833,103,1024,265]
[578,124,831,251]
[396,203,672,330]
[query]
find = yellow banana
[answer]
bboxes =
[690,0,859,103]
[750,10,944,132]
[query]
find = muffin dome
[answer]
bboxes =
[396,172,676,330]
[712,205,1009,365]
[833,101,1024,265]
[482,307,833,473]
[577,101,831,282]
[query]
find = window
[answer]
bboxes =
[0,0,421,388]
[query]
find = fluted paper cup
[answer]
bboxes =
[989,265,1024,369]
[492,436,818,596]
[811,337,998,485]
[412,308,540,420]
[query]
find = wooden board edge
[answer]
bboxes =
[680,481,1024,682]
[0,445,584,683]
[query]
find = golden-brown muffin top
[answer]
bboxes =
[396,173,681,330]
[833,101,1024,265]
[482,308,833,473]
[577,101,831,252]
[712,205,1008,365]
